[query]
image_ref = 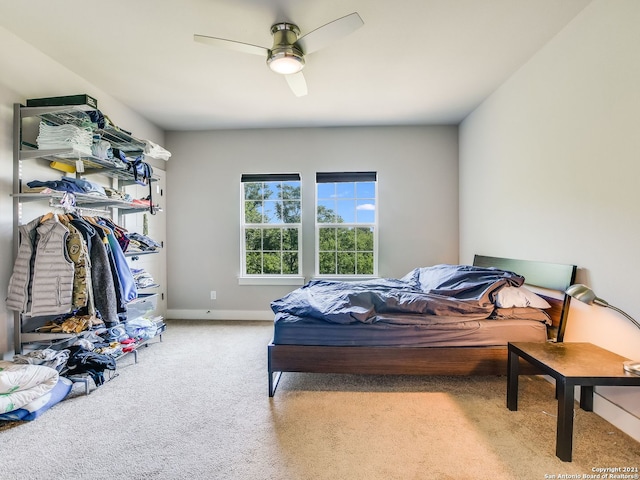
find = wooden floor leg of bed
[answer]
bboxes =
[269,371,283,397]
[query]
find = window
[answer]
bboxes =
[241,173,301,277]
[316,172,377,276]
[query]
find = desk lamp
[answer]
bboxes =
[566,284,640,374]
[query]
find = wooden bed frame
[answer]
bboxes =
[267,255,577,396]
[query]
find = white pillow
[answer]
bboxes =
[494,286,551,309]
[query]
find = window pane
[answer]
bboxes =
[336,227,355,250]
[356,227,374,250]
[281,182,300,200]
[264,182,279,200]
[245,228,262,251]
[337,200,355,223]
[317,200,336,223]
[280,201,300,223]
[318,227,336,250]
[263,252,281,274]
[317,183,335,199]
[356,182,375,198]
[263,228,281,251]
[336,182,355,199]
[282,228,298,250]
[282,252,298,274]
[319,252,336,275]
[356,201,375,223]
[337,252,356,275]
[263,200,280,224]
[245,201,263,223]
[244,182,263,200]
[357,252,374,275]
[246,252,262,274]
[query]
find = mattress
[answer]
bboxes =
[273,314,548,347]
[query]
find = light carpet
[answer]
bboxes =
[0,319,638,480]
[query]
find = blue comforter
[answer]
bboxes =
[271,264,524,325]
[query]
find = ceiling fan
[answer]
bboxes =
[194,12,364,97]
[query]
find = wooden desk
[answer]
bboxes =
[507,342,640,462]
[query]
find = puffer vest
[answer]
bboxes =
[30,216,74,316]
[6,216,41,313]
[6,215,74,316]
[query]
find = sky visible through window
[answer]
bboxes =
[317,181,375,224]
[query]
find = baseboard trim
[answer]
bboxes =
[592,389,640,442]
[166,309,273,321]
[546,376,640,442]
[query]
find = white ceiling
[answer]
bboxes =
[0,0,591,131]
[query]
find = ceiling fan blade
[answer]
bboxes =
[193,34,268,57]
[296,12,364,55]
[285,72,308,97]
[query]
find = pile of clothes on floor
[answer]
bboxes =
[0,317,159,421]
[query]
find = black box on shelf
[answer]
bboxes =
[26,94,98,110]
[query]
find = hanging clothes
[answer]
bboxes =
[85,219,122,298]
[98,219,137,303]
[72,216,120,326]
[58,215,93,313]
[7,212,139,326]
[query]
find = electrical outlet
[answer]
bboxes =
[210,291,217,300]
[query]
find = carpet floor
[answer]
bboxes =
[0,319,638,480]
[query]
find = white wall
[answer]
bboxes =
[460,0,640,439]
[0,27,165,356]
[165,125,459,319]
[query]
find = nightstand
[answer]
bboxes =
[507,341,640,462]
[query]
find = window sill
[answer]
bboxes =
[238,276,306,286]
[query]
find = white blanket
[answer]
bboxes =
[0,361,59,413]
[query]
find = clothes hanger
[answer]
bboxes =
[39,212,55,224]
[84,216,112,235]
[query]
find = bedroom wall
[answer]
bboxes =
[459,0,640,439]
[0,26,165,357]
[164,125,459,319]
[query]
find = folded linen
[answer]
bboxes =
[0,377,72,421]
[37,122,93,155]
[0,361,59,413]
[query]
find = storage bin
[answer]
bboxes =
[126,293,158,320]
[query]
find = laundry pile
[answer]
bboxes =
[13,344,116,387]
[0,329,140,421]
[3,314,161,410]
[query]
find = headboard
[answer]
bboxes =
[473,255,577,342]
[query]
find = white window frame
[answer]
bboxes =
[239,173,304,285]
[315,171,378,279]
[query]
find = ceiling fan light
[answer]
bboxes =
[267,50,305,75]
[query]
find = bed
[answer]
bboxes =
[267,255,577,396]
